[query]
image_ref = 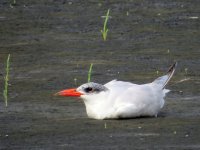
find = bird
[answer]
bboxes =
[55,62,177,120]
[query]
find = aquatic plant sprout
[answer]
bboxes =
[13,0,16,5]
[3,54,11,107]
[74,78,77,86]
[88,63,93,82]
[10,0,16,8]
[101,9,110,41]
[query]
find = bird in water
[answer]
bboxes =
[55,62,177,120]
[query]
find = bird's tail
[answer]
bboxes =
[153,62,177,89]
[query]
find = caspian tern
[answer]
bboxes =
[56,62,177,120]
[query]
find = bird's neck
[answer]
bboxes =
[81,92,111,119]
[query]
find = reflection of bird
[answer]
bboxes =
[56,62,177,120]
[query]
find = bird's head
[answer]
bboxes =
[56,82,109,119]
[55,82,108,98]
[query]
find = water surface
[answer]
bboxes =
[0,0,200,149]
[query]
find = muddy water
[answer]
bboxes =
[0,0,200,149]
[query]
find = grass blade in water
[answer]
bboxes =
[101,9,110,41]
[88,63,93,82]
[3,54,11,107]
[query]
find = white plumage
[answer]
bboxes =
[56,62,177,120]
[81,79,168,119]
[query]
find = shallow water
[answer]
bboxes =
[0,0,200,149]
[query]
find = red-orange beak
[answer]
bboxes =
[55,88,83,97]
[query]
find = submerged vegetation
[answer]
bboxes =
[101,9,110,41]
[88,63,93,82]
[3,54,11,107]
[10,0,16,8]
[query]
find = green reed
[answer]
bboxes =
[3,54,11,107]
[88,63,93,82]
[101,9,110,41]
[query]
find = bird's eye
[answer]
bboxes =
[84,87,93,93]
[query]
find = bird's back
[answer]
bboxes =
[104,80,166,118]
[84,63,176,119]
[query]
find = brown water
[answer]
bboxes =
[0,0,200,149]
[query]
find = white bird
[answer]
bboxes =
[56,62,177,120]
